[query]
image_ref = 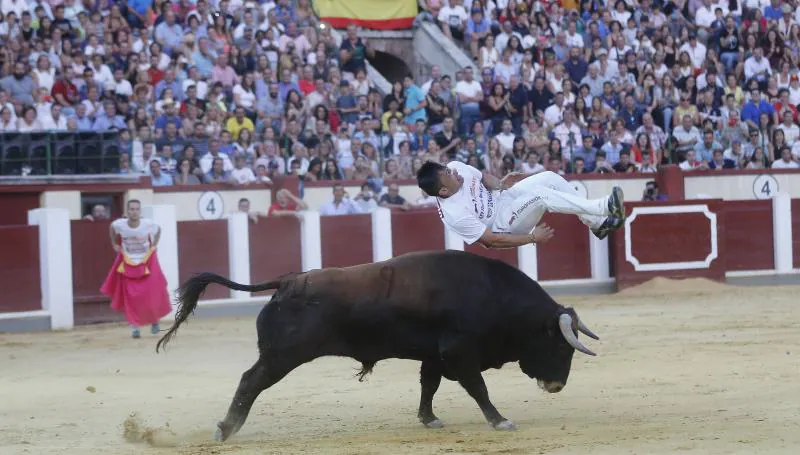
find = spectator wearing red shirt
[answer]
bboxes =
[773,88,799,123]
[268,189,308,216]
[51,67,79,117]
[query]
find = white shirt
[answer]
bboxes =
[744,56,772,80]
[771,159,799,169]
[777,123,800,146]
[233,84,256,109]
[230,166,256,184]
[565,32,584,48]
[679,42,707,68]
[695,7,715,28]
[199,152,234,174]
[319,198,363,216]
[183,78,209,100]
[552,122,583,160]
[521,162,545,174]
[455,80,482,105]
[543,104,564,127]
[437,5,468,28]
[495,132,515,154]
[436,161,498,244]
[111,218,159,264]
[113,79,133,97]
[38,114,67,131]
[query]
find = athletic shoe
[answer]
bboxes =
[132,328,141,339]
[151,323,160,335]
[591,216,623,240]
[607,186,625,219]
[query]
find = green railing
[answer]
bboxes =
[0,131,123,176]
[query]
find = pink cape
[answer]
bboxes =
[100,250,172,326]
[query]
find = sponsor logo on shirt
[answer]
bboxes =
[509,196,542,225]
[469,176,494,220]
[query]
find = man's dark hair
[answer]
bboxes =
[417,161,446,197]
[127,199,141,208]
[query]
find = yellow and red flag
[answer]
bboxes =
[314,0,419,30]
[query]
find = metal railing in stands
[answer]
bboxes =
[0,131,122,176]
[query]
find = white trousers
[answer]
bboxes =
[491,171,609,235]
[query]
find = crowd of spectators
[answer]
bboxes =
[2,0,800,198]
[420,0,800,173]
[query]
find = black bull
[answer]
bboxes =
[156,249,599,441]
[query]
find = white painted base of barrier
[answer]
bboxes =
[725,269,800,278]
[540,278,615,287]
[0,310,50,321]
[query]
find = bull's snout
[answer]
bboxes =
[537,379,564,393]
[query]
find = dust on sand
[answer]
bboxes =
[1,278,799,454]
[121,412,179,447]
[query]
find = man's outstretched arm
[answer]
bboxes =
[476,224,554,249]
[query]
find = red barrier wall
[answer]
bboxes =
[391,209,444,255]
[613,200,727,290]
[536,213,592,281]
[70,220,125,325]
[178,220,230,300]
[320,214,373,268]
[0,193,40,226]
[71,220,115,303]
[723,200,774,271]
[465,242,518,268]
[793,199,800,270]
[0,226,41,312]
[249,216,303,297]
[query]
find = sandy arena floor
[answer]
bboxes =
[1,278,799,455]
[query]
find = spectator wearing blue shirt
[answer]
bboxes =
[764,0,784,21]
[410,119,430,151]
[154,70,185,103]
[564,47,589,85]
[694,130,724,163]
[192,38,217,79]
[154,103,184,132]
[154,10,184,56]
[618,94,644,131]
[149,160,173,187]
[740,89,777,130]
[272,0,296,27]
[124,0,152,29]
[336,81,359,126]
[708,149,737,169]
[466,9,491,60]
[72,104,92,130]
[92,103,127,131]
[277,67,301,102]
[403,75,427,127]
[573,135,598,171]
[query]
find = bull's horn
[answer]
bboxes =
[559,314,596,356]
[576,317,599,340]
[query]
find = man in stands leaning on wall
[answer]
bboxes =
[268,189,309,217]
[379,182,411,211]
[320,184,364,216]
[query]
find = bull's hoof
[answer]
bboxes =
[213,428,224,441]
[492,420,517,431]
[214,421,232,442]
[423,418,445,429]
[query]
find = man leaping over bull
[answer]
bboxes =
[416,161,625,248]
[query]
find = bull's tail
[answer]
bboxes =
[155,273,282,353]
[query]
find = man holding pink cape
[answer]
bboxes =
[101,199,172,338]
